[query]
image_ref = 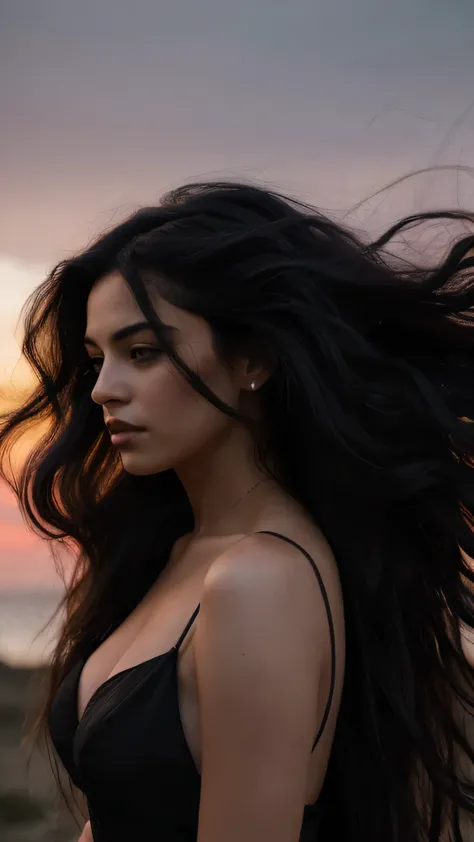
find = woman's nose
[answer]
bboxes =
[90,363,130,405]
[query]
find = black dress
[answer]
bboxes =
[48,531,336,841]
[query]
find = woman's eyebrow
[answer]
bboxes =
[84,320,176,348]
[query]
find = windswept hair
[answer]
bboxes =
[2,179,474,840]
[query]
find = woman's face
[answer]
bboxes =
[85,271,242,475]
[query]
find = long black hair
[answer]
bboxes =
[1,180,474,840]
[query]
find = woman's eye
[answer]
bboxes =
[130,346,161,362]
[86,347,160,373]
[88,358,102,373]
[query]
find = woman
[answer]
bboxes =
[1,180,474,841]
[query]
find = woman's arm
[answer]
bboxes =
[74,795,92,842]
[194,535,338,842]
[77,820,93,841]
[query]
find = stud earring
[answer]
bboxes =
[250,381,256,391]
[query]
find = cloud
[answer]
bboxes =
[0,254,48,384]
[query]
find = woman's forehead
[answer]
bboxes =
[85,271,209,346]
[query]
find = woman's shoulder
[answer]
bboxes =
[203,520,340,611]
[198,519,343,668]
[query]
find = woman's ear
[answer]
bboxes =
[245,367,272,393]
[233,350,273,393]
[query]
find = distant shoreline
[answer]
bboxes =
[0,588,62,670]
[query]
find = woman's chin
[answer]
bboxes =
[118,452,170,476]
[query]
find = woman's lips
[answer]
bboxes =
[110,429,146,447]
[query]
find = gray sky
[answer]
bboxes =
[3,0,474,258]
[1,0,474,378]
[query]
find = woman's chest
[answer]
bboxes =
[77,589,203,771]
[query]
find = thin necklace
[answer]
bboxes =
[227,477,270,514]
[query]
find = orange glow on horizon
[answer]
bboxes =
[0,390,65,589]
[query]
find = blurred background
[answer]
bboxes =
[1,1,474,839]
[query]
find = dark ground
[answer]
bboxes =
[0,660,81,842]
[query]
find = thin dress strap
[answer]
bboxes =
[175,604,201,652]
[256,530,337,753]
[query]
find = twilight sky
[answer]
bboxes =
[1,0,474,586]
